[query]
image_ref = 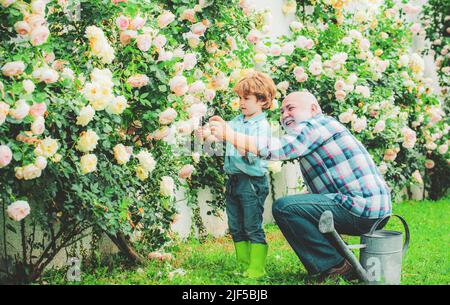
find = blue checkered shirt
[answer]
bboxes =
[257,114,391,219]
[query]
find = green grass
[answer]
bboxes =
[39,197,450,285]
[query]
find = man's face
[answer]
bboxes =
[280,98,314,131]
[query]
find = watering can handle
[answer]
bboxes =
[369,214,410,256]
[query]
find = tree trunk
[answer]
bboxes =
[107,232,144,264]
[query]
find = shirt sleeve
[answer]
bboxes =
[256,121,323,161]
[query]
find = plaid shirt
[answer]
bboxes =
[257,114,391,219]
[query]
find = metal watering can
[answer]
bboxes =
[319,211,410,285]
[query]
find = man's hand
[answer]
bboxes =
[209,116,232,141]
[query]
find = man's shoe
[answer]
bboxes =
[317,259,358,283]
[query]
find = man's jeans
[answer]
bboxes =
[272,193,383,275]
[226,174,269,244]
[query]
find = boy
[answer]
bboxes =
[198,72,276,278]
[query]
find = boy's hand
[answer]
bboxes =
[194,126,204,140]
[209,116,231,141]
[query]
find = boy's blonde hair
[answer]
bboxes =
[233,71,276,110]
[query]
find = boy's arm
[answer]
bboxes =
[243,121,272,164]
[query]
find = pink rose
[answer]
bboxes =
[32,67,59,84]
[31,116,45,135]
[0,145,13,168]
[383,149,397,162]
[127,74,149,88]
[188,81,206,95]
[188,102,207,118]
[157,50,173,62]
[352,116,367,133]
[281,43,294,55]
[0,102,10,125]
[14,21,31,35]
[183,53,197,70]
[270,45,282,56]
[137,34,152,52]
[403,4,420,15]
[9,99,30,121]
[335,90,346,101]
[152,126,170,140]
[130,16,146,30]
[373,120,385,133]
[180,9,196,23]
[25,14,46,29]
[184,32,200,48]
[119,30,137,45]
[169,75,188,96]
[2,61,26,77]
[410,23,421,34]
[159,107,177,125]
[204,89,216,102]
[178,164,195,179]
[338,109,355,124]
[30,26,50,46]
[116,15,130,31]
[153,34,167,49]
[246,29,261,44]
[7,200,30,221]
[191,22,207,36]
[308,61,322,76]
[157,11,175,28]
[334,80,346,91]
[402,127,416,149]
[29,102,47,118]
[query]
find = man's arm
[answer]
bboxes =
[209,115,322,161]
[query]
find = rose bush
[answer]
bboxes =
[0,0,259,282]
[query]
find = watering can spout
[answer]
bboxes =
[318,211,370,283]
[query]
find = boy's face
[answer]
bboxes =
[239,94,264,118]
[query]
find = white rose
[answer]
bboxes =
[106,95,128,115]
[22,164,42,180]
[35,137,58,157]
[160,176,175,197]
[80,154,97,174]
[0,144,13,168]
[76,105,95,126]
[113,144,132,165]
[136,150,156,172]
[34,156,47,170]
[76,130,99,152]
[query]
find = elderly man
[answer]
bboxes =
[209,91,391,282]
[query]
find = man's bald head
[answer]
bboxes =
[280,91,322,131]
[283,91,322,113]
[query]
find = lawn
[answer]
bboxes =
[39,197,450,285]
